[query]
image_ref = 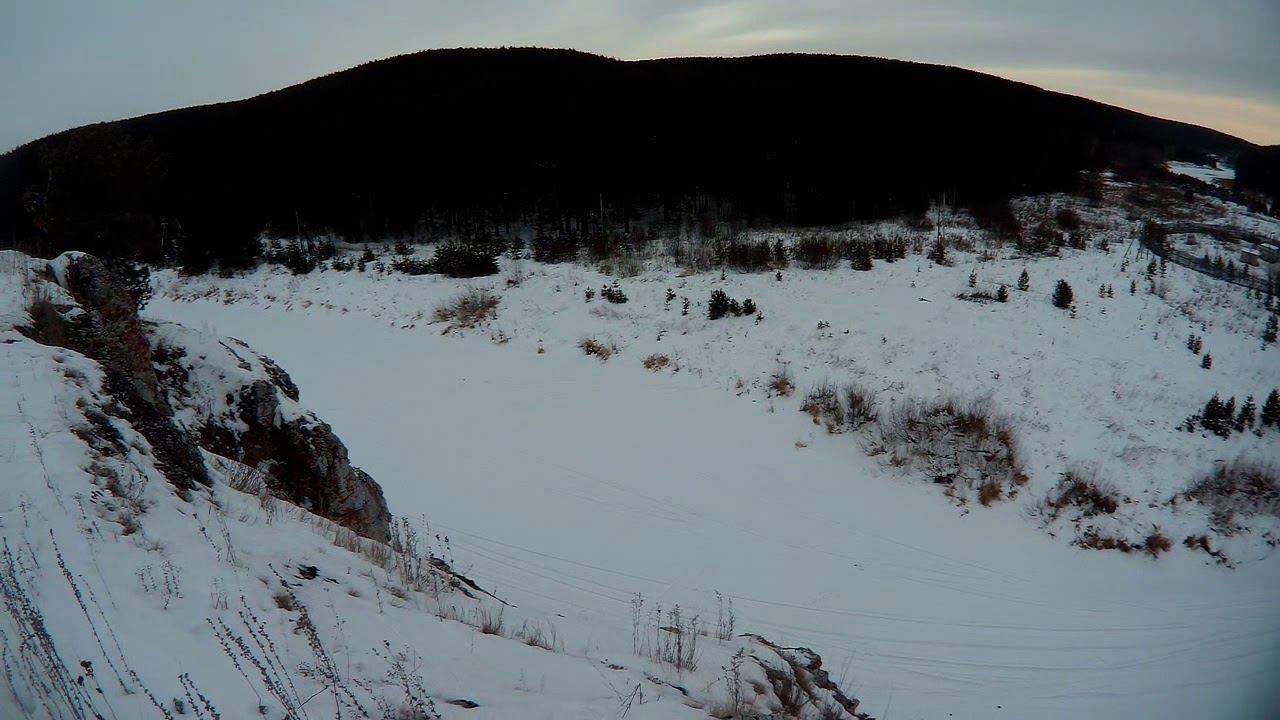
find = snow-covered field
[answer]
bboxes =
[1166,160,1235,186]
[142,209,1280,719]
[7,251,869,720]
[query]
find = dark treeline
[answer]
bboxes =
[0,48,1266,271]
[1237,146,1280,210]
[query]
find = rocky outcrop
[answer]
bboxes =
[150,324,392,542]
[746,634,874,720]
[25,253,210,491]
[21,252,390,541]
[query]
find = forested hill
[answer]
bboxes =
[0,47,1266,269]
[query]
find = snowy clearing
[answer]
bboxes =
[146,216,1280,718]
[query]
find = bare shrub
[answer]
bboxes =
[656,605,700,672]
[223,460,266,495]
[1041,467,1121,522]
[791,235,843,270]
[1,541,111,719]
[800,382,876,432]
[722,239,775,272]
[432,288,499,330]
[801,383,844,431]
[579,336,613,361]
[1183,534,1230,565]
[642,353,670,371]
[842,384,877,427]
[1076,530,1134,553]
[364,642,440,719]
[879,396,1026,503]
[25,284,71,347]
[1181,460,1280,528]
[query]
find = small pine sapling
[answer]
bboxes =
[1017,269,1030,291]
[996,284,1009,303]
[1201,353,1212,370]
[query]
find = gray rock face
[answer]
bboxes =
[31,252,390,541]
[33,253,211,491]
[233,378,392,542]
[150,324,392,542]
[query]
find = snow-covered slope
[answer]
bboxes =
[1,251,870,720]
[142,195,1280,719]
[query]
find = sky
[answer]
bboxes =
[2,0,1278,153]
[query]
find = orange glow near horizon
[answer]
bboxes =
[976,66,1280,147]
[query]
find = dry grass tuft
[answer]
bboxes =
[579,336,614,361]
[643,353,670,371]
[1143,529,1173,558]
[800,382,876,432]
[1181,460,1279,533]
[768,366,795,397]
[1041,467,1121,521]
[476,605,505,636]
[978,480,1003,506]
[879,396,1025,504]
[1076,530,1134,554]
[432,288,499,330]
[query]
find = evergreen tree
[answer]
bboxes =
[969,270,978,288]
[1265,314,1278,345]
[1218,397,1236,437]
[1052,280,1073,309]
[1262,389,1280,428]
[1202,393,1224,435]
[1129,279,1136,295]
[1201,353,1213,370]
[1236,396,1257,433]
[708,289,731,320]
[996,284,1009,303]
[1017,269,1030,291]
[1187,334,1202,355]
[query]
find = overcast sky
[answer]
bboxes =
[3,0,1278,152]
